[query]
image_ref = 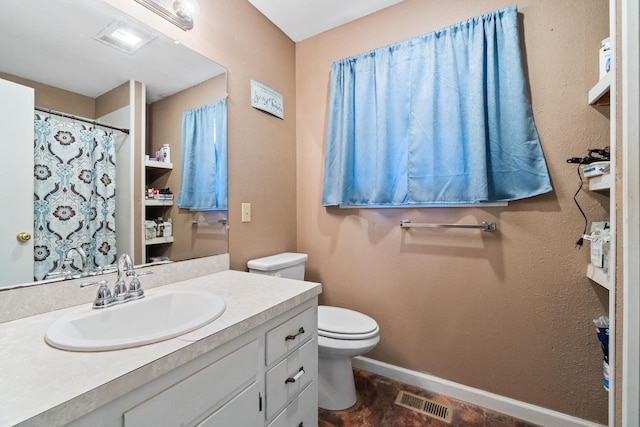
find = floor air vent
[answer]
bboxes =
[394,390,453,423]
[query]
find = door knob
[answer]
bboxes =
[16,232,31,242]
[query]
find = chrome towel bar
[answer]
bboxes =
[189,219,228,225]
[400,220,496,231]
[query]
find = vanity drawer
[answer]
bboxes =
[266,337,317,419]
[267,381,317,427]
[266,306,316,365]
[124,340,258,427]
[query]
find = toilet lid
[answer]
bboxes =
[318,306,379,340]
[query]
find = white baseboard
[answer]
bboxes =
[352,356,605,427]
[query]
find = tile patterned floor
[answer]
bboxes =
[318,368,542,427]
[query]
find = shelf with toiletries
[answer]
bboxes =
[145,199,174,207]
[585,6,614,420]
[145,159,173,169]
[144,216,173,262]
[145,150,175,262]
[589,36,611,105]
[587,173,611,191]
[582,161,611,191]
[145,236,174,246]
[584,221,611,291]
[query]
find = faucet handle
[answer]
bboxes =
[126,270,152,300]
[127,277,144,300]
[80,279,106,288]
[135,271,154,278]
[81,280,115,309]
[94,263,117,275]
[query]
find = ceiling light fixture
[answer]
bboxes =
[95,20,157,54]
[133,0,201,31]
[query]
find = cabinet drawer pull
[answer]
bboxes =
[285,367,305,384]
[285,327,305,341]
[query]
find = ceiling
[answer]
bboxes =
[0,0,402,103]
[0,0,224,103]
[247,0,405,42]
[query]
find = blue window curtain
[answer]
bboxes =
[322,5,552,207]
[177,98,228,210]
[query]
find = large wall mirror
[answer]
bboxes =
[0,0,228,289]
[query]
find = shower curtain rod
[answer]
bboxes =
[35,107,130,135]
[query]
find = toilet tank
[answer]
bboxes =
[247,252,308,280]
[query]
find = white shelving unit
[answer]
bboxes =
[585,81,614,295]
[144,159,174,262]
[145,236,174,246]
[145,199,174,206]
[585,1,616,424]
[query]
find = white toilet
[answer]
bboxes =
[247,252,380,411]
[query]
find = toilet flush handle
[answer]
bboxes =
[285,327,305,341]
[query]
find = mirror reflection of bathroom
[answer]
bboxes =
[0,0,228,288]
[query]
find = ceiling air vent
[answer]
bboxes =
[394,390,453,423]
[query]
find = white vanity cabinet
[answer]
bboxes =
[123,340,260,427]
[264,306,318,426]
[67,300,318,427]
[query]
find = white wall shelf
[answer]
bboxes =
[145,236,174,246]
[145,159,173,169]
[588,72,612,105]
[587,173,611,191]
[587,264,611,290]
[145,199,174,206]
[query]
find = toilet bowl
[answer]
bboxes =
[247,253,380,411]
[317,305,379,410]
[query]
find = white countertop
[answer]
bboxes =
[0,270,321,426]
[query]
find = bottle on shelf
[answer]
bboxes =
[164,218,173,237]
[162,144,171,163]
[156,217,165,237]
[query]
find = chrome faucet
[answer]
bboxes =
[65,247,90,278]
[82,253,150,309]
[114,253,134,302]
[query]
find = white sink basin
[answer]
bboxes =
[45,290,225,351]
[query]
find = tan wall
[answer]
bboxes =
[105,0,298,271]
[105,0,611,422]
[1,72,95,118]
[1,72,128,120]
[296,0,610,424]
[147,75,228,262]
[95,81,130,118]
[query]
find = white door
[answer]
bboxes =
[0,78,34,287]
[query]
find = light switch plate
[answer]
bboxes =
[241,203,251,222]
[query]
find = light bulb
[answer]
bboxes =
[173,0,200,20]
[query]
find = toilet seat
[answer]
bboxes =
[318,306,379,340]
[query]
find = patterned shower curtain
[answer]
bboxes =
[33,114,117,281]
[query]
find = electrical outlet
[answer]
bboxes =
[241,203,251,222]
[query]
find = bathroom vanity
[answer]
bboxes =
[0,264,321,427]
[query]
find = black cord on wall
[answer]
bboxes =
[573,163,588,248]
